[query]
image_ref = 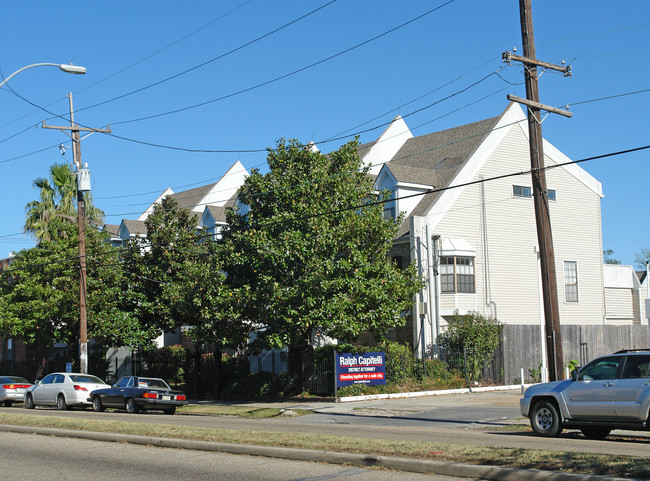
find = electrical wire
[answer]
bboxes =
[0,1,253,134]
[3,142,648,276]
[72,1,339,118]
[105,0,456,127]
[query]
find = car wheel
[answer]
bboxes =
[530,400,562,437]
[24,394,35,409]
[163,406,176,415]
[125,398,139,414]
[580,427,611,440]
[92,396,105,413]
[56,394,68,411]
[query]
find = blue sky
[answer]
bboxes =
[1,1,648,266]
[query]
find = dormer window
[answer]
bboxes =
[383,189,396,220]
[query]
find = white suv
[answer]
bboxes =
[520,350,650,439]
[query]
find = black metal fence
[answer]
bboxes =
[433,344,504,386]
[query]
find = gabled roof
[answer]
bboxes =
[205,205,226,221]
[369,103,602,238]
[121,219,148,237]
[636,270,648,285]
[102,224,120,237]
[384,114,501,237]
[138,161,248,221]
[170,183,218,212]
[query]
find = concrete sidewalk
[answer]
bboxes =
[190,385,525,416]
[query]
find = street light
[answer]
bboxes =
[0,62,86,89]
[1,62,88,372]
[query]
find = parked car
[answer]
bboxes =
[24,372,108,410]
[0,376,33,407]
[521,349,650,439]
[89,376,188,415]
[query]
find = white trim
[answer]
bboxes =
[362,116,413,175]
[422,103,524,227]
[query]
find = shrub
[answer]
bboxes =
[437,311,503,382]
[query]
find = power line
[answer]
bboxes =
[106,0,457,127]
[72,1,339,117]
[74,0,254,97]
[4,142,648,275]
[0,1,253,134]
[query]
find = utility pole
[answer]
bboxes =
[42,93,111,374]
[504,0,571,381]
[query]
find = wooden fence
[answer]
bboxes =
[502,323,650,383]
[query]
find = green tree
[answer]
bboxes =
[24,163,104,242]
[121,197,246,350]
[0,218,144,367]
[634,248,650,270]
[603,249,621,265]
[437,311,503,382]
[220,138,422,358]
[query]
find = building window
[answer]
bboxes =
[564,261,579,302]
[383,190,396,220]
[440,256,475,293]
[513,185,532,197]
[513,185,556,200]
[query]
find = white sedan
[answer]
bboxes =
[24,372,108,410]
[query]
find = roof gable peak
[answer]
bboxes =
[362,115,413,175]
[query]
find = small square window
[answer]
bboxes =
[513,185,532,197]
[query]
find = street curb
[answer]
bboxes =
[0,424,640,481]
[338,384,534,403]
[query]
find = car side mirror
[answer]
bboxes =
[34,380,40,385]
[570,369,578,381]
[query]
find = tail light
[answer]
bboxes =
[176,395,187,401]
[142,392,158,399]
[73,385,88,391]
[2,384,31,390]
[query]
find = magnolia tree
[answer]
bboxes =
[219,138,422,360]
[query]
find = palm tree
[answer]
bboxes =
[24,163,105,242]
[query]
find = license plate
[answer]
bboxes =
[161,395,171,401]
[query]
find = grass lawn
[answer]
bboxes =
[0,411,647,479]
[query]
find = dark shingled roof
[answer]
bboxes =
[636,271,648,284]
[383,114,502,237]
[103,224,120,237]
[122,219,148,236]
[204,193,239,223]
[205,205,227,223]
[170,183,218,211]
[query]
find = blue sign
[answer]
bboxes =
[335,351,386,388]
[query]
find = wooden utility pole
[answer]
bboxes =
[505,0,571,381]
[42,93,110,374]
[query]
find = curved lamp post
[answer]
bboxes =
[0,63,86,89]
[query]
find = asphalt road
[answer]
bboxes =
[0,431,470,481]
[2,389,648,459]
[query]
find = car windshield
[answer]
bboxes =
[69,375,106,384]
[0,376,29,383]
[137,378,170,389]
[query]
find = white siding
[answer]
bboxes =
[605,288,635,323]
[429,121,605,325]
